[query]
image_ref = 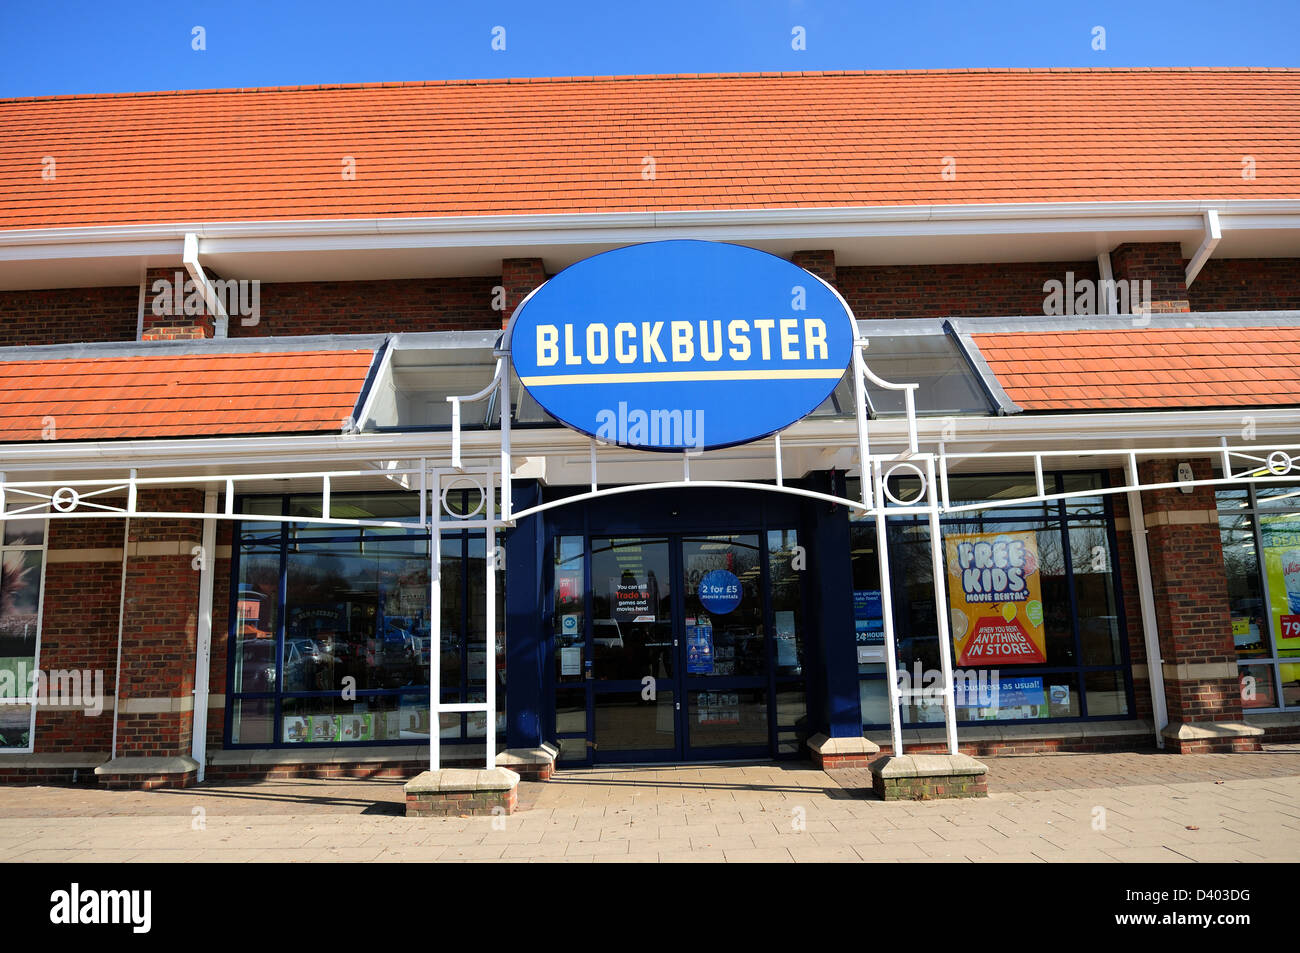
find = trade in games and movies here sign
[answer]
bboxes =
[946,531,1046,665]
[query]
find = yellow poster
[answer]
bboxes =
[1261,517,1300,680]
[946,531,1046,665]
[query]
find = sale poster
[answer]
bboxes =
[946,531,1046,665]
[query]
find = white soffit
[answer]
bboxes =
[3,200,1300,289]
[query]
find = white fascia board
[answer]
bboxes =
[0,407,1294,478]
[6,199,1300,262]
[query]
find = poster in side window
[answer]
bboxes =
[1261,518,1300,681]
[946,531,1046,665]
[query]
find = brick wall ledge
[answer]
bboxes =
[0,753,107,769]
[95,756,199,776]
[208,745,498,767]
[865,719,1153,747]
[870,753,989,800]
[1244,711,1300,729]
[1161,721,1265,741]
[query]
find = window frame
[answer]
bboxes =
[222,491,504,749]
[1219,481,1300,713]
[852,469,1136,729]
[0,514,50,753]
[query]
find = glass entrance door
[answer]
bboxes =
[680,534,770,757]
[551,530,805,765]
[588,537,677,759]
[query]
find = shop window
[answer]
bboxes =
[0,511,46,751]
[849,471,1132,729]
[1217,482,1300,710]
[226,492,505,747]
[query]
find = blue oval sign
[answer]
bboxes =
[508,240,856,451]
[698,569,742,615]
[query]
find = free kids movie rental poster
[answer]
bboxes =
[946,531,1046,665]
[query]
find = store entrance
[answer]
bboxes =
[552,530,807,765]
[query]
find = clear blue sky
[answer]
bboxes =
[1,0,1297,98]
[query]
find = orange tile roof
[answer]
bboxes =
[0,350,375,440]
[972,326,1300,411]
[2,69,1299,230]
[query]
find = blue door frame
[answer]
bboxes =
[509,479,860,765]
[577,531,778,764]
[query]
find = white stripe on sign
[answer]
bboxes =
[519,369,846,386]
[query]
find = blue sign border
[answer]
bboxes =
[506,239,857,452]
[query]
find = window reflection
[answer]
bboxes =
[227,492,504,746]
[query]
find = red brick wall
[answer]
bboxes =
[836,260,1101,319]
[7,250,1300,351]
[0,285,138,346]
[114,488,203,756]
[1189,258,1300,312]
[1137,458,1240,726]
[1110,242,1190,313]
[227,276,502,337]
[501,260,545,328]
[33,515,124,754]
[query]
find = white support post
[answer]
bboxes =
[873,458,904,758]
[1034,454,1046,499]
[500,369,513,521]
[774,433,784,487]
[938,443,950,510]
[852,342,873,509]
[903,388,919,455]
[683,452,690,482]
[418,459,427,526]
[1097,250,1117,315]
[590,439,598,493]
[485,470,497,770]
[1126,453,1169,749]
[191,490,218,783]
[429,469,442,771]
[925,456,960,756]
[322,474,331,521]
[126,468,137,515]
[449,399,463,471]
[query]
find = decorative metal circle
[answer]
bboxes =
[882,462,927,506]
[51,487,80,512]
[440,475,486,520]
[1266,451,1295,476]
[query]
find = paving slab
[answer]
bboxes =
[0,750,1298,862]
